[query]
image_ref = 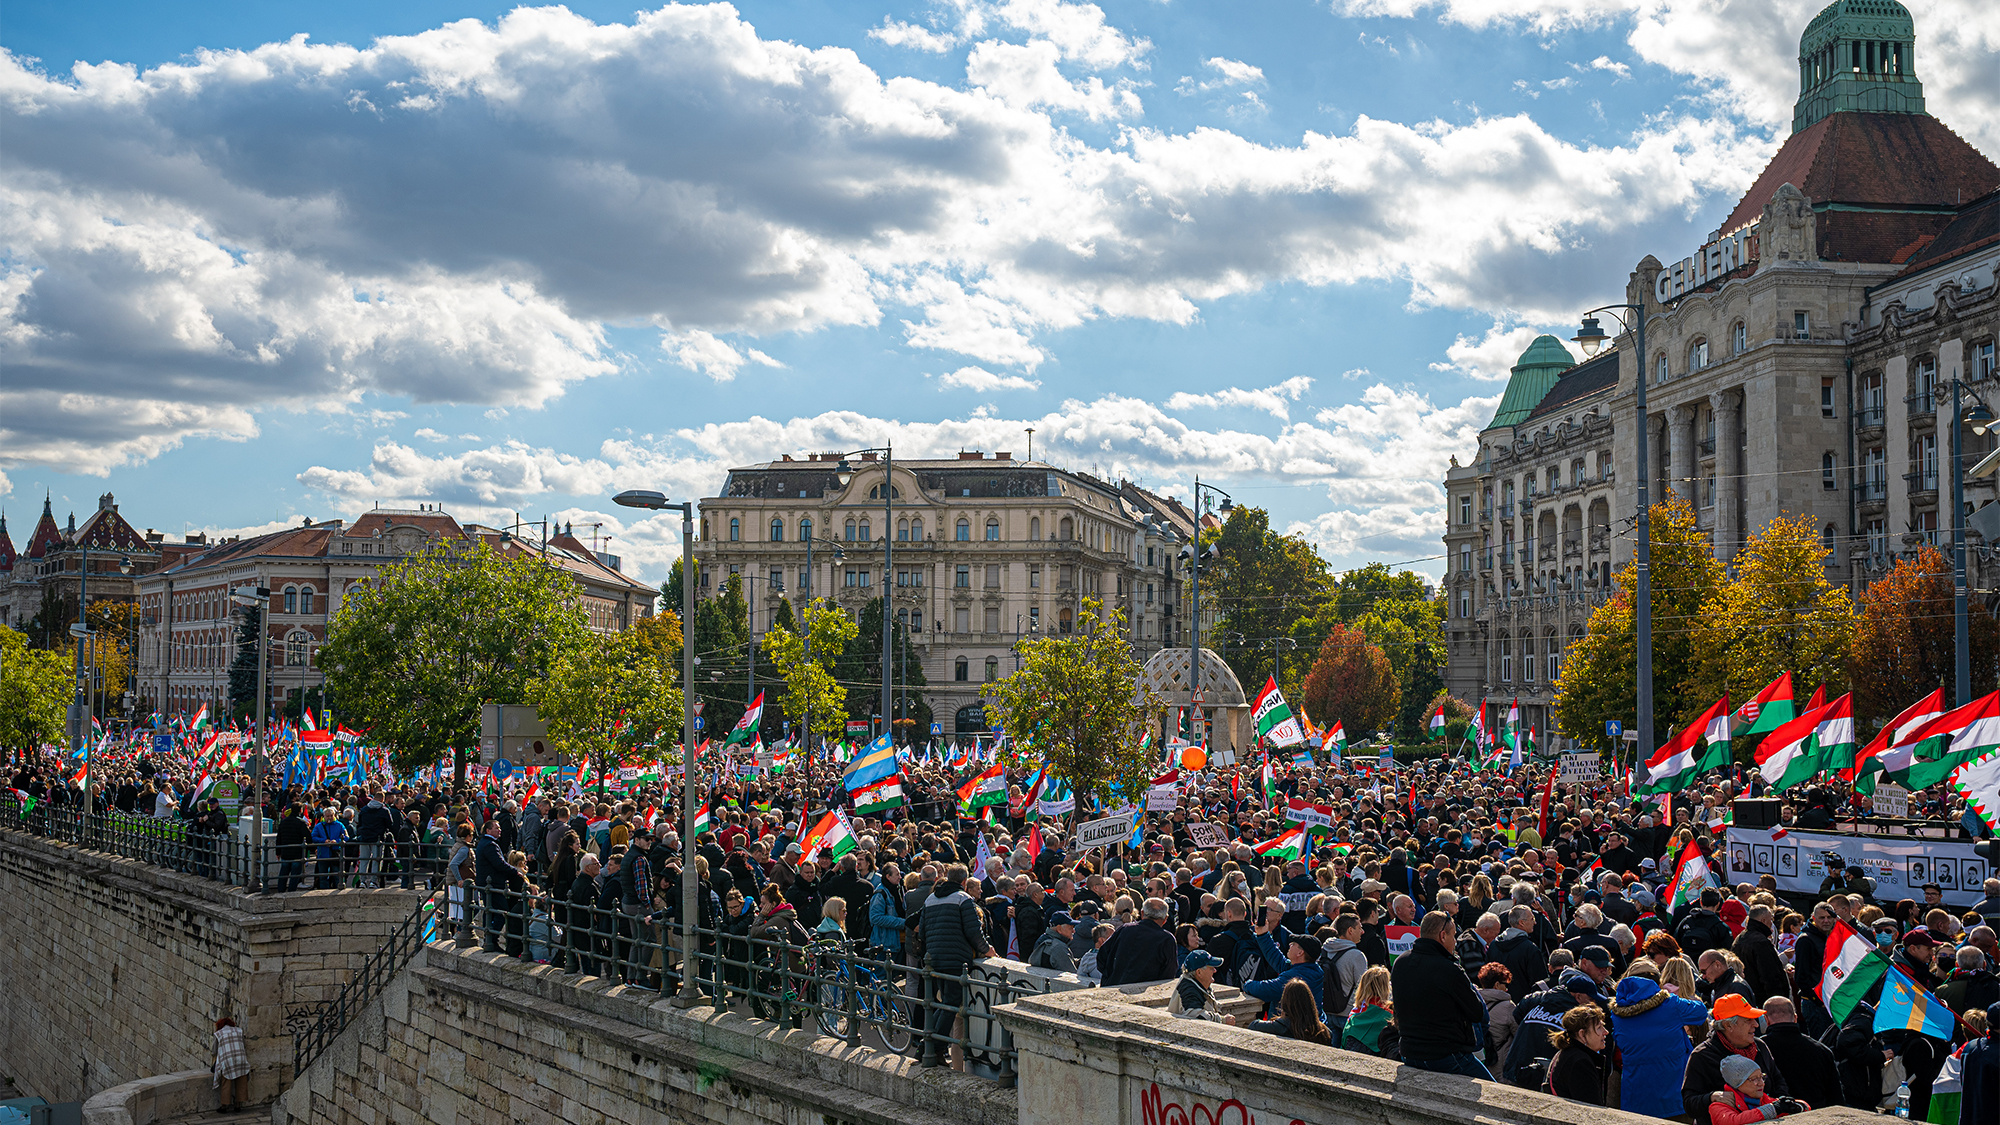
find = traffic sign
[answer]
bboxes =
[930,722,943,736]
[490,758,514,781]
[693,716,705,732]
[153,734,171,755]
[1605,720,1622,740]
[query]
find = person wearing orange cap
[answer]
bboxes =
[1682,993,1793,1118]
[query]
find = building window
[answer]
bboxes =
[1460,544,1472,572]
[730,518,740,541]
[897,519,909,542]
[1146,582,1155,604]
[1029,566,1041,589]
[985,564,1000,588]
[799,567,812,594]
[1975,341,1996,382]
[1059,608,1074,634]
[956,564,971,588]
[1822,379,1836,418]
[1823,523,1837,556]
[1030,517,1041,540]
[283,586,298,614]
[984,607,1000,633]
[859,520,870,541]
[912,518,925,540]
[954,608,971,633]
[984,656,999,681]
[1059,518,1073,540]
[771,518,784,542]
[1823,452,1837,489]
[1523,635,1536,683]
[286,631,308,666]
[956,519,971,541]
[955,657,969,681]
[1688,339,1709,372]
[1793,311,1810,340]
[1732,321,1747,355]
[299,587,315,615]
[1500,635,1512,682]
[1028,606,1040,631]
[845,520,856,542]
[799,518,812,542]
[1546,631,1560,682]
[1656,354,1668,384]
[1459,496,1472,524]
[1703,474,1717,508]
[1459,591,1471,618]
[986,519,1000,541]
[911,609,923,631]
[1918,509,1939,545]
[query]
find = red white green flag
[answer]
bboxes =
[1818,918,1889,1023]
[1892,690,2000,791]
[1251,676,1307,747]
[1733,672,1796,735]
[1427,701,1448,740]
[1851,689,1945,792]
[1640,695,1731,793]
[1251,824,1307,862]
[1660,837,1720,913]
[956,763,1006,815]
[798,809,857,864]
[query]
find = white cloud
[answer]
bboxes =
[1429,321,1565,381]
[965,39,1142,118]
[1587,55,1631,79]
[1165,376,1314,419]
[413,427,450,442]
[0,468,11,497]
[661,330,785,381]
[297,439,625,508]
[869,18,960,52]
[1177,55,1266,96]
[935,365,1044,391]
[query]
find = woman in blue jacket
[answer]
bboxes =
[1609,970,1711,1117]
[868,864,906,956]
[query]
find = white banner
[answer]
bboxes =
[1724,826,1994,908]
[1560,752,1601,785]
[1871,783,1909,819]
[1185,822,1228,849]
[1077,812,1137,850]
[1146,786,1181,812]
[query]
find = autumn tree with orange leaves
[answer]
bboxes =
[1850,545,2000,722]
[1300,621,1400,737]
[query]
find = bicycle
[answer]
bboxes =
[808,939,914,1052]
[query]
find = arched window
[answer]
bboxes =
[1689,338,1709,372]
[1823,452,1837,489]
[770,518,784,542]
[845,520,857,542]
[1499,632,1512,682]
[729,518,740,541]
[897,519,909,542]
[1732,321,1747,355]
[283,585,298,614]
[911,518,924,540]
[1545,629,1560,683]
[299,587,315,615]
[1824,523,1837,556]
[1059,517,1074,540]
[984,656,999,682]
[800,518,813,541]
[859,520,871,541]
[286,630,309,666]
[956,519,971,541]
[954,657,969,681]
[1030,517,1041,540]
[1656,354,1669,384]
[1059,608,1074,634]
[986,519,1000,541]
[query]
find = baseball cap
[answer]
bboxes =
[1711,994,1766,1022]
[1558,970,1601,996]
[1047,911,1076,929]
[1903,927,1937,947]
[1291,934,1324,962]
[1575,945,1613,968]
[1183,950,1223,973]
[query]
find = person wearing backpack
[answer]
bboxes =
[1029,912,1079,972]
[1318,913,1369,1038]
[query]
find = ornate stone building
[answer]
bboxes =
[1444,0,2000,733]
[694,451,1187,740]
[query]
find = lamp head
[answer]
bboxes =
[1968,403,1995,436]
[1572,315,1608,357]
[118,555,133,575]
[612,489,670,510]
[1218,497,1233,514]
[834,459,854,487]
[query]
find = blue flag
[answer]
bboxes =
[1874,970,1956,1040]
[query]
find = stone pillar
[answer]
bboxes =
[1713,389,1742,562]
[1669,404,1696,509]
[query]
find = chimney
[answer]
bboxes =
[861,451,878,461]
[958,451,984,461]
[781,454,795,461]
[995,451,1012,461]
[99,492,117,512]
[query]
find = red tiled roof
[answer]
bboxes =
[1721,113,2000,257]
[1898,187,2000,275]
[341,511,466,540]
[1819,210,1958,264]
[24,509,64,560]
[159,526,334,574]
[73,505,153,554]
[0,526,14,572]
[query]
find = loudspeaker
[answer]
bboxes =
[1732,798,1782,830]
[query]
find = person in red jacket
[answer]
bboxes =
[1708,1055,1810,1125]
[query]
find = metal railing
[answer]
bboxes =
[294,889,439,1075]
[1858,405,1885,428]
[1905,469,1939,493]
[1,798,450,892]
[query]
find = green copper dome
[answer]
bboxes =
[1488,335,1576,429]
[1795,0,1924,133]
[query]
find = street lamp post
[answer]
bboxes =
[833,447,895,745]
[612,488,703,1006]
[232,583,271,889]
[1950,379,1995,704]
[1573,306,1652,765]
[1180,478,1231,748]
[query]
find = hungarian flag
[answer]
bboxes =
[1465,703,1486,756]
[724,692,766,747]
[1892,690,2000,791]
[190,703,211,733]
[853,775,905,814]
[1640,695,1732,793]
[1659,837,1720,913]
[798,809,857,864]
[1321,720,1346,763]
[691,803,713,836]
[1951,747,2000,834]
[1251,824,1307,862]
[1851,689,1945,791]
[1812,692,1856,771]
[1427,702,1447,741]
[1734,672,1796,735]
[957,763,1006,815]
[1251,676,1307,747]
[1804,683,1827,714]
[1261,750,1278,808]
[1754,698,1832,793]
[1284,795,1333,831]
[1818,918,1889,1023]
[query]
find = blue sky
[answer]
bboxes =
[4,0,1996,581]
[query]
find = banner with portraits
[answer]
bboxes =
[1724,826,1993,908]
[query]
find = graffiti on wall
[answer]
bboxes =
[1139,1083,1307,1125]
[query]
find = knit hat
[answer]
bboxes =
[1719,1054,1763,1091]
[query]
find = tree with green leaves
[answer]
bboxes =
[689,572,752,738]
[1555,496,1723,747]
[228,603,262,721]
[530,630,684,770]
[0,625,71,750]
[983,597,1154,811]
[321,540,594,784]
[1423,690,1477,748]
[1208,506,1336,701]
[762,601,858,742]
[829,597,930,740]
[1299,621,1400,737]
[1686,512,1855,728]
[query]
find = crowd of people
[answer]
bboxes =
[7,737,2000,1115]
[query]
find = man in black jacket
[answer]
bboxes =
[275,804,310,893]
[1793,904,1835,1034]
[1100,898,1179,986]
[1759,997,1840,1109]
[568,854,603,977]
[1674,889,1734,959]
[1733,904,1790,1006]
[918,865,991,1068]
[1391,913,1490,1078]
[1491,905,1546,1003]
[1681,993,1790,1117]
[473,819,519,952]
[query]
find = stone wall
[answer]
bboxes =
[0,826,424,1106]
[279,941,1018,1125]
[1000,987,1881,1125]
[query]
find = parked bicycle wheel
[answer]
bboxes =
[872,990,914,1053]
[816,975,853,1039]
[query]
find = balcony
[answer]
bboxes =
[1856,478,1888,501]
[1698,437,1716,456]
[1479,507,1494,521]
[1857,405,1885,431]
[1905,470,1939,497]
[1480,552,1494,571]
[1906,389,1937,422]
[1499,503,1515,519]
